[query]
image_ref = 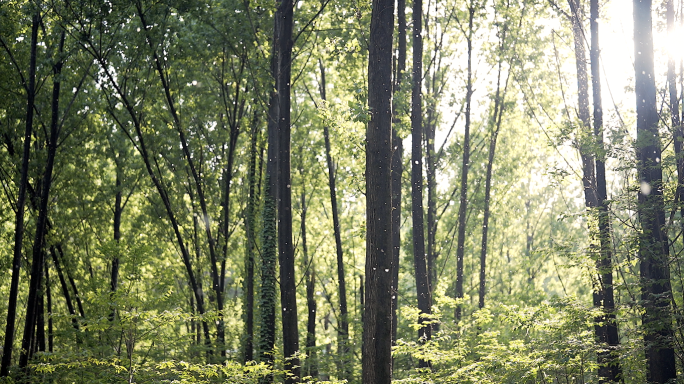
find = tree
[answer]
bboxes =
[0,4,39,376]
[454,0,477,322]
[589,0,621,380]
[410,0,432,364]
[363,0,394,381]
[633,0,677,381]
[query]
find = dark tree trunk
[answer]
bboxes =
[111,165,122,317]
[455,4,475,322]
[242,118,259,364]
[410,0,431,366]
[58,246,85,319]
[49,247,79,331]
[363,0,394,382]
[258,6,281,376]
[318,59,351,381]
[390,0,406,350]
[44,261,53,353]
[590,0,621,380]
[19,29,66,371]
[1,9,39,377]
[301,187,318,379]
[633,0,677,382]
[275,0,300,381]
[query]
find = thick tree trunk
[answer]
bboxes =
[258,7,281,378]
[275,0,300,381]
[363,0,394,382]
[633,0,677,382]
[410,0,431,366]
[590,0,621,380]
[455,4,475,322]
[1,9,39,377]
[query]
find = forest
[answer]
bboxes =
[0,0,682,382]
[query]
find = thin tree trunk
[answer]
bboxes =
[455,3,475,322]
[479,25,510,309]
[591,0,621,380]
[363,0,394,381]
[633,0,677,381]
[56,246,85,320]
[44,261,53,353]
[318,59,350,381]
[19,28,66,371]
[301,186,318,379]
[111,163,122,322]
[410,0,431,367]
[242,118,259,364]
[1,9,39,376]
[137,4,226,356]
[391,0,407,348]
[49,247,79,331]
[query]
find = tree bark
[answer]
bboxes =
[590,0,621,380]
[301,186,318,379]
[318,60,350,381]
[275,0,300,381]
[479,24,510,309]
[455,3,475,322]
[410,0,431,366]
[633,0,677,382]
[242,118,259,364]
[363,0,394,382]
[390,0,406,348]
[19,28,66,372]
[1,8,39,377]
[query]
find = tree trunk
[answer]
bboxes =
[258,7,281,377]
[19,28,66,371]
[275,0,300,381]
[318,59,351,381]
[1,9,39,377]
[391,0,407,349]
[633,0,677,382]
[301,187,318,379]
[92,34,213,352]
[111,164,122,320]
[455,3,475,322]
[363,0,394,382]
[44,261,53,353]
[410,0,431,366]
[242,118,259,364]
[590,0,621,380]
[49,246,80,331]
[479,25,510,309]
